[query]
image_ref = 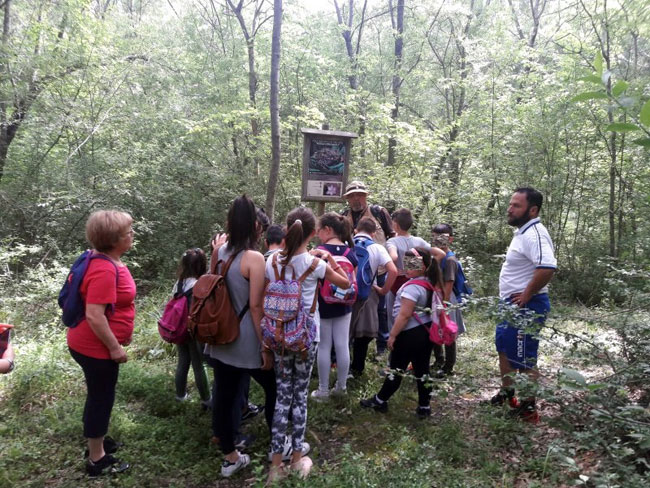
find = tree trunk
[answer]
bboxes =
[225,0,260,137]
[0,0,11,182]
[386,0,404,167]
[265,0,282,222]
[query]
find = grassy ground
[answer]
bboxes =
[0,294,648,488]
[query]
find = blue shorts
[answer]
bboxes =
[495,293,550,370]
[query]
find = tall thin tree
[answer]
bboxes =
[386,0,404,166]
[265,0,282,221]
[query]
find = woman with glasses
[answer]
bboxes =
[67,210,136,477]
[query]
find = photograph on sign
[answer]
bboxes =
[309,139,346,176]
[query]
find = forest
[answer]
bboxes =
[0,0,649,486]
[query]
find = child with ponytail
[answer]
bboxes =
[360,247,442,419]
[172,248,211,407]
[265,207,350,481]
[311,212,358,400]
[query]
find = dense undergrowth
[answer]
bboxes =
[1,267,649,488]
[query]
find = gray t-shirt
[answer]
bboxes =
[392,280,433,332]
[386,236,431,271]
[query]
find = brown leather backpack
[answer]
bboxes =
[187,247,248,345]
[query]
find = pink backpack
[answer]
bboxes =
[408,279,458,346]
[158,283,192,344]
[261,253,319,355]
[317,246,357,305]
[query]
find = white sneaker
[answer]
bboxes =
[267,436,311,462]
[310,388,330,402]
[221,453,250,477]
[290,455,313,479]
[330,385,347,397]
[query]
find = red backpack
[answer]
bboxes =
[158,282,192,344]
[407,279,458,346]
[317,246,357,305]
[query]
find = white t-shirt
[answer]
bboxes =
[355,233,393,284]
[265,251,327,342]
[499,218,557,298]
[173,277,197,294]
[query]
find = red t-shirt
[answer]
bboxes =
[67,259,136,359]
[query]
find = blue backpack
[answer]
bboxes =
[58,250,119,327]
[353,236,377,301]
[441,251,472,300]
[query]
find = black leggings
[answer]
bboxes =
[377,325,433,407]
[69,348,119,439]
[351,336,373,374]
[210,358,276,454]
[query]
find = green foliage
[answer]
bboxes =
[3,293,650,486]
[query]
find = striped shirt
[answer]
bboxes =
[499,218,556,299]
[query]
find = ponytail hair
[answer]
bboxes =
[319,212,354,248]
[281,207,316,265]
[227,195,259,252]
[177,247,207,281]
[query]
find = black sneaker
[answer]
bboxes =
[234,433,256,451]
[415,406,431,419]
[488,389,518,407]
[83,436,122,458]
[86,454,130,477]
[241,403,264,423]
[360,395,388,413]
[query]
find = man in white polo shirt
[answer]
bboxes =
[491,187,556,423]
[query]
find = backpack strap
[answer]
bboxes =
[272,251,296,281]
[309,281,321,315]
[210,245,223,275]
[90,251,120,315]
[300,258,320,315]
[213,246,250,318]
[297,257,318,283]
[219,250,239,277]
[174,279,186,299]
[271,252,281,281]
[370,204,394,238]
[407,279,437,326]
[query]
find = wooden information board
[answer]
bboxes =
[301,128,357,203]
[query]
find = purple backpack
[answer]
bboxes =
[158,281,192,344]
[58,250,118,327]
[261,253,319,355]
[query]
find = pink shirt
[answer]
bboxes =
[67,259,136,359]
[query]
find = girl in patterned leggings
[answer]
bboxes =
[265,207,349,482]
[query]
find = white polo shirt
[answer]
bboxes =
[499,218,557,299]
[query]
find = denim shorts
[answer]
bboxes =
[495,293,550,370]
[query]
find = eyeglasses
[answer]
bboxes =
[123,228,135,238]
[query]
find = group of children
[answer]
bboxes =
[167,197,469,482]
